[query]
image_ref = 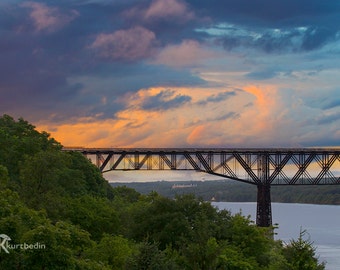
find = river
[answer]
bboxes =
[212,202,340,270]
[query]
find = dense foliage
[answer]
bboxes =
[0,115,325,269]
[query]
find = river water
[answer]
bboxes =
[213,202,340,270]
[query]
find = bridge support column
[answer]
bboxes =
[256,184,272,227]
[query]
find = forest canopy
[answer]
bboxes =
[0,114,325,269]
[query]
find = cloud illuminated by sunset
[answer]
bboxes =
[1,0,339,148]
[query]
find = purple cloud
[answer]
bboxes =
[90,26,157,61]
[144,0,194,21]
[21,1,79,33]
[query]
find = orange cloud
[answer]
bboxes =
[36,85,264,148]
[187,125,206,145]
[237,84,280,133]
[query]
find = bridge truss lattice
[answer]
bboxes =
[66,148,340,227]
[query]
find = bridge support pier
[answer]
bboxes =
[256,184,272,227]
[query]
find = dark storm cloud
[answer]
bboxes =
[187,0,340,26]
[191,0,340,53]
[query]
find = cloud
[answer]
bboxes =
[90,26,157,61]
[197,90,237,105]
[316,112,340,125]
[186,0,340,26]
[124,0,194,24]
[138,89,192,111]
[144,0,194,21]
[205,90,236,102]
[119,87,192,112]
[245,70,278,80]
[2,0,340,149]
[210,112,239,121]
[320,99,340,110]
[21,1,79,32]
[152,40,219,68]
[36,85,254,147]
[210,24,339,53]
[187,125,206,145]
[304,88,340,110]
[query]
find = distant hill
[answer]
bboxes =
[111,180,340,205]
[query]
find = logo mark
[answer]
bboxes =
[0,234,11,254]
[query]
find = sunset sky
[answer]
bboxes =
[1,0,340,148]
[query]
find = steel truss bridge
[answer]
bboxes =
[65,147,340,227]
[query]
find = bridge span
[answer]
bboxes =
[64,147,340,227]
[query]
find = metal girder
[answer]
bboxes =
[109,152,126,171]
[195,152,213,173]
[313,154,338,184]
[74,148,340,186]
[183,152,201,171]
[67,147,340,227]
[233,152,261,184]
[99,152,113,171]
[268,152,292,184]
[289,153,316,184]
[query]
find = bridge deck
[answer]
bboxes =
[64,147,340,153]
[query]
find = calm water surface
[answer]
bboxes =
[213,202,340,270]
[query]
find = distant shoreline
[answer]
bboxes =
[111,180,340,205]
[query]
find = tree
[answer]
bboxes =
[88,234,134,269]
[64,195,120,240]
[0,164,9,188]
[0,115,61,182]
[21,221,94,270]
[126,241,179,270]
[282,229,325,270]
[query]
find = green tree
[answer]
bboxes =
[0,189,46,269]
[64,195,120,240]
[0,164,9,188]
[88,234,134,269]
[126,241,179,270]
[0,114,61,183]
[282,229,325,270]
[226,213,272,268]
[21,221,94,270]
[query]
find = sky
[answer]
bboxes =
[1,0,340,148]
